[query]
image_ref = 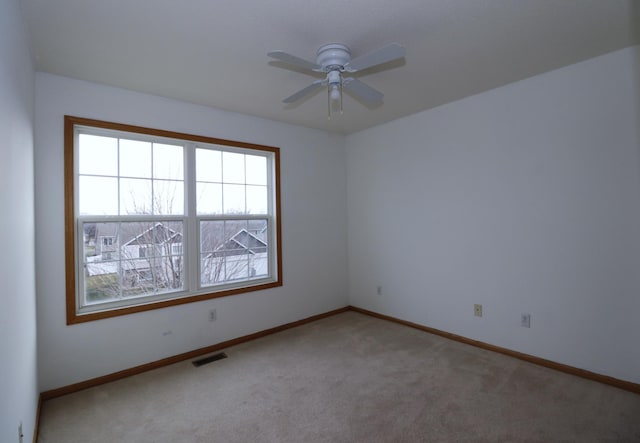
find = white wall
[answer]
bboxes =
[346,46,640,384]
[35,74,348,391]
[30,38,640,397]
[0,0,38,441]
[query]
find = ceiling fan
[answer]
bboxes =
[267,43,406,116]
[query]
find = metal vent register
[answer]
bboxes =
[192,352,228,367]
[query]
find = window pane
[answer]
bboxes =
[83,222,120,304]
[246,185,268,215]
[120,139,152,178]
[222,220,249,282]
[119,221,184,296]
[247,219,267,235]
[120,221,156,297]
[200,252,222,285]
[250,255,269,279]
[154,221,184,292]
[224,219,248,251]
[200,220,225,254]
[249,220,268,279]
[196,148,222,182]
[82,223,98,259]
[200,220,259,285]
[153,179,184,215]
[222,152,245,184]
[197,182,222,215]
[225,254,250,281]
[245,155,267,185]
[78,134,118,176]
[79,176,118,215]
[200,220,225,285]
[84,267,119,304]
[120,178,152,215]
[153,143,183,180]
[223,184,245,214]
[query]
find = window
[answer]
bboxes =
[65,116,282,324]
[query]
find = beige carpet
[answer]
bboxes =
[38,312,640,442]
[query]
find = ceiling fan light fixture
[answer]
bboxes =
[327,68,342,118]
[329,83,341,102]
[328,70,342,100]
[328,83,342,116]
[327,69,343,116]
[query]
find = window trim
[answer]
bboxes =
[64,115,282,324]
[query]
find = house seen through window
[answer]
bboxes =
[65,116,282,324]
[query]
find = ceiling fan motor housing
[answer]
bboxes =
[316,44,351,71]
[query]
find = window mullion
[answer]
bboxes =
[185,142,199,292]
[267,156,276,279]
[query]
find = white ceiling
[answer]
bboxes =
[22,0,640,134]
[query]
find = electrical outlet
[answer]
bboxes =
[521,313,531,328]
[474,304,483,317]
[209,308,216,322]
[376,286,382,296]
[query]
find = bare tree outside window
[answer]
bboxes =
[84,220,185,303]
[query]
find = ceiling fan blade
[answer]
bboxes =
[282,80,325,103]
[344,43,406,72]
[342,78,384,106]
[268,51,322,72]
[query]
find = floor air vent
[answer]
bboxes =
[192,352,228,367]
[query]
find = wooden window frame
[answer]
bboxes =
[64,116,282,324]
